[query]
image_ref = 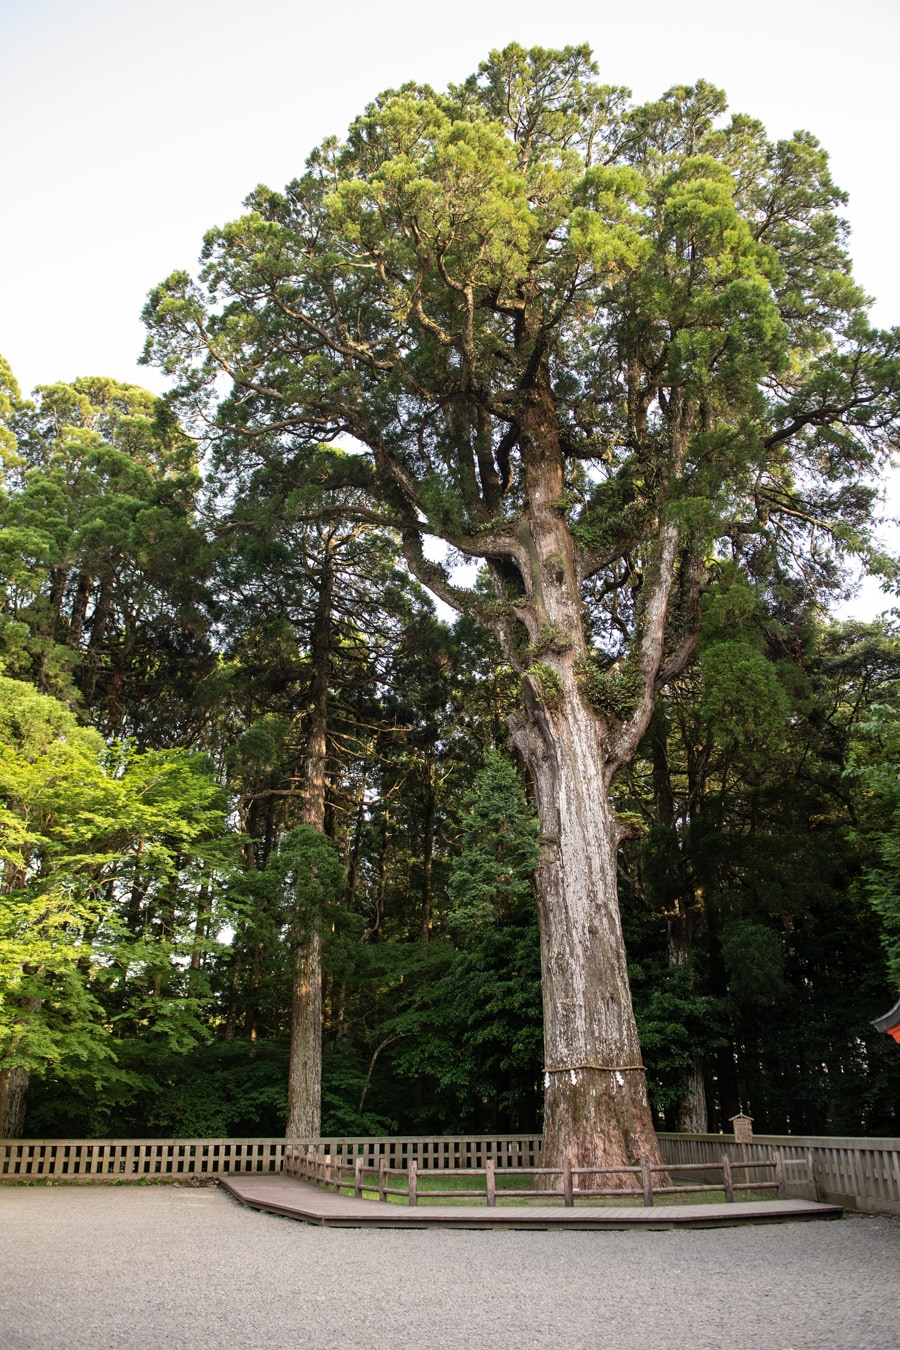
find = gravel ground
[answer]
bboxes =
[0,1184,897,1350]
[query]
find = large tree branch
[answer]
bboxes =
[603,516,681,780]
[400,529,514,636]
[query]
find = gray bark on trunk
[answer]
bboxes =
[510,682,661,1178]
[499,375,679,1179]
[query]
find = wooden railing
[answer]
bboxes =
[284,1142,793,1207]
[658,1132,900,1218]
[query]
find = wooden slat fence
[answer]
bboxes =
[0,1134,541,1184]
[284,1134,542,1174]
[3,1131,896,1214]
[658,1133,900,1217]
[0,1138,285,1181]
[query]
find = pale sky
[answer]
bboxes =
[2,0,898,617]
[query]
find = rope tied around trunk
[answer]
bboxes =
[543,1063,646,1074]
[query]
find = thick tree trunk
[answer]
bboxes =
[511,688,662,1179]
[0,1065,29,1138]
[501,374,670,1180]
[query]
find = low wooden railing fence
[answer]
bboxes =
[658,1133,900,1217]
[284,1142,794,1207]
[2,1131,897,1214]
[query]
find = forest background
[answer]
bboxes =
[2,0,900,1143]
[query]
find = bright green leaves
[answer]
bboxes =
[0,673,230,1086]
[0,354,21,473]
[333,99,536,312]
[567,165,648,277]
[640,156,788,400]
[625,79,729,173]
[458,42,603,165]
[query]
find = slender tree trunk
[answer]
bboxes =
[287,923,323,1136]
[419,742,436,942]
[285,535,334,1140]
[81,575,112,712]
[67,572,92,648]
[707,901,741,1128]
[188,881,210,998]
[223,937,243,1043]
[654,704,708,1135]
[344,777,366,908]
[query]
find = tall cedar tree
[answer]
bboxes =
[144,45,900,1173]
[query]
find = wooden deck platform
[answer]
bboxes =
[220,1174,844,1229]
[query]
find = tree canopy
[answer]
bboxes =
[2,43,899,1153]
[141,43,900,1170]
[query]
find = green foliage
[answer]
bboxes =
[575,656,643,720]
[619,616,900,1134]
[629,960,727,1113]
[269,825,347,936]
[700,640,789,749]
[720,919,786,1005]
[524,662,563,711]
[527,624,572,659]
[0,354,21,468]
[848,698,900,989]
[446,751,539,929]
[0,375,211,734]
[0,672,231,1099]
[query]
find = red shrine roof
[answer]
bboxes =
[873,997,900,1044]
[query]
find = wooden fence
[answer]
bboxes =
[282,1134,542,1173]
[2,1130,897,1214]
[0,1133,540,1183]
[0,1138,285,1181]
[284,1142,791,1208]
[657,1133,900,1218]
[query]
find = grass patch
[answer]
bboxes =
[327,1170,779,1208]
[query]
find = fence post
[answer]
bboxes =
[485,1159,496,1208]
[640,1156,653,1207]
[806,1149,818,1201]
[355,1155,364,1198]
[408,1159,418,1208]
[563,1158,574,1208]
[774,1149,786,1200]
[721,1153,734,1204]
[379,1156,388,1204]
